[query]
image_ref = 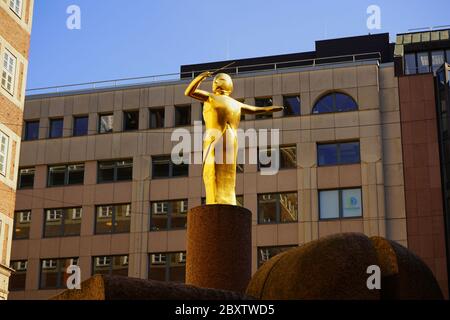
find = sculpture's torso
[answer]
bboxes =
[203,94,241,132]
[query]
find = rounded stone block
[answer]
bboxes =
[246,233,381,300]
[186,204,252,293]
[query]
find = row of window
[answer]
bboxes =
[22,92,359,141]
[13,187,363,239]
[0,130,9,177]
[9,244,296,291]
[404,49,450,75]
[17,141,361,189]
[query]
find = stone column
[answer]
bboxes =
[186,204,252,293]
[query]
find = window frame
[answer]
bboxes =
[1,49,17,95]
[150,199,188,231]
[47,163,85,187]
[43,207,83,238]
[94,203,131,235]
[24,120,40,141]
[312,92,358,114]
[317,141,361,167]
[149,107,165,129]
[151,155,188,179]
[9,0,23,18]
[318,187,363,220]
[9,260,27,291]
[48,118,64,139]
[98,113,114,134]
[39,257,78,290]
[97,159,133,183]
[174,105,191,127]
[258,144,297,171]
[257,192,298,224]
[18,167,35,189]
[148,251,186,282]
[123,110,140,131]
[282,95,301,117]
[0,130,9,176]
[257,245,297,267]
[254,97,273,120]
[92,255,129,276]
[13,210,31,240]
[73,115,89,136]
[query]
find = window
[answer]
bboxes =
[1,50,16,94]
[283,95,301,116]
[73,116,88,136]
[97,159,133,183]
[13,210,31,240]
[317,141,360,166]
[99,113,113,133]
[24,121,39,141]
[312,92,358,114]
[257,246,296,267]
[49,118,63,138]
[417,52,430,74]
[150,108,165,129]
[152,155,188,178]
[255,97,273,120]
[18,168,35,189]
[48,164,85,186]
[40,258,78,289]
[432,50,445,73]
[0,131,9,176]
[149,252,186,283]
[404,53,417,75]
[150,200,187,231]
[95,204,131,234]
[319,188,362,219]
[9,0,23,17]
[93,255,128,277]
[9,260,27,291]
[258,145,297,170]
[123,110,139,131]
[44,208,82,237]
[446,50,450,65]
[175,105,191,126]
[258,192,298,224]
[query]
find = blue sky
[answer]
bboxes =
[27,0,449,89]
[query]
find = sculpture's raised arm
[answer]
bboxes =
[184,71,212,102]
[240,103,284,115]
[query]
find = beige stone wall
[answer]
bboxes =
[10,61,407,299]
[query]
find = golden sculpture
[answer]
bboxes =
[185,71,283,205]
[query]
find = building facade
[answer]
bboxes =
[0,0,34,299]
[8,32,450,299]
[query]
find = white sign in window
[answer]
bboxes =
[319,190,340,219]
[1,50,16,94]
[342,189,362,218]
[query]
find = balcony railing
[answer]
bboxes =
[26,52,381,96]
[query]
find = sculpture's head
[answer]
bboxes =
[212,73,233,95]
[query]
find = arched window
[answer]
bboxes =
[312,92,358,114]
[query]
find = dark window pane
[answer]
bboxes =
[150,108,165,129]
[116,160,133,181]
[39,259,59,289]
[171,200,187,229]
[317,144,338,166]
[48,166,66,186]
[149,253,168,281]
[168,253,186,282]
[258,194,277,223]
[64,208,82,236]
[98,161,115,182]
[175,105,191,126]
[93,256,112,276]
[313,94,334,114]
[172,162,188,177]
[255,97,273,119]
[150,201,168,231]
[405,53,417,75]
[49,119,63,138]
[280,145,297,169]
[335,93,357,112]
[95,206,113,234]
[417,52,430,74]
[283,96,301,116]
[9,261,27,291]
[67,164,84,185]
[44,209,63,237]
[114,204,131,233]
[18,168,34,189]
[432,50,445,73]
[446,50,450,63]
[152,157,170,178]
[24,121,39,141]
[99,114,113,133]
[279,193,298,222]
[339,142,360,164]
[111,255,128,276]
[257,246,296,267]
[124,111,139,131]
[13,211,31,240]
[73,116,88,136]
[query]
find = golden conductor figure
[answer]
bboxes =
[185,70,283,205]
